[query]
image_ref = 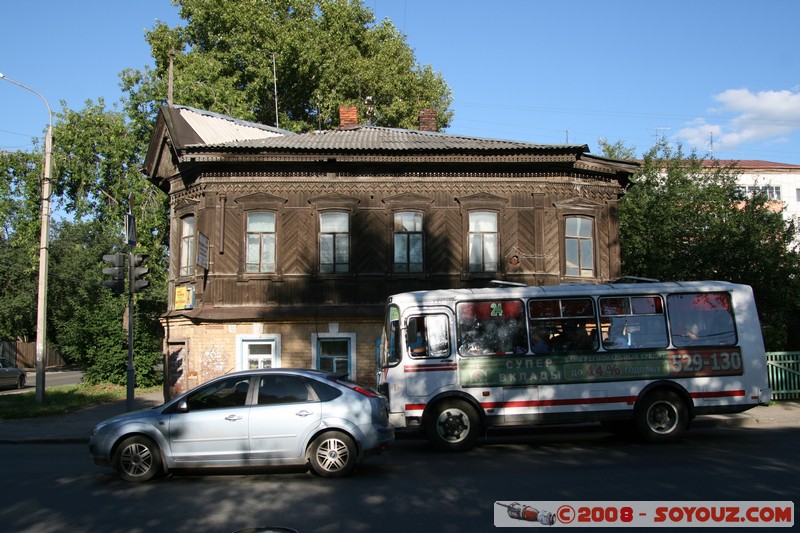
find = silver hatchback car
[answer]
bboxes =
[0,358,26,389]
[89,369,393,482]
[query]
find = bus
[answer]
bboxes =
[376,280,772,451]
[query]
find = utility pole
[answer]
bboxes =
[271,52,279,128]
[0,73,54,403]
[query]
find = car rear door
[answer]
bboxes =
[248,374,322,462]
[0,359,15,387]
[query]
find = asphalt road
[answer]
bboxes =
[0,369,83,394]
[0,423,797,532]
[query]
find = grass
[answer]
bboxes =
[0,383,161,420]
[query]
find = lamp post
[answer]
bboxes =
[0,72,53,403]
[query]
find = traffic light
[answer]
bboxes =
[102,253,126,295]
[131,253,150,293]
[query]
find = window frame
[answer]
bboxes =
[467,210,499,273]
[318,211,351,274]
[237,334,282,371]
[311,331,357,378]
[179,215,196,278]
[406,313,451,359]
[245,211,278,274]
[563,215,595,279]
[393,211,425,273]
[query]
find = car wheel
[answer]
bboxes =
[425,399,480,452]
[308,431,357,478]
[16,374,25,389]
[113,436,163,482]
[635,390,688,443]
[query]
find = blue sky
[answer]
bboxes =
[2,0,799,163]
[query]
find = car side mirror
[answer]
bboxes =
[177,400,189,412]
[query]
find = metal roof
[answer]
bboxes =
[701,159,800,170]
[175,105,292,145]
[187,125,589,155]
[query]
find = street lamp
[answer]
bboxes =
[0,72,53,403]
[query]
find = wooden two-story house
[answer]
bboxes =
[143,104,637,398]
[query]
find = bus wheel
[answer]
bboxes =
[635,390,688,443]
[425,399,480,452]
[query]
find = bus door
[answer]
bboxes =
[402,309,457,399]
[455,299,533,422]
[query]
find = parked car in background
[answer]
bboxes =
[89,369,394,482]
[0,358,26,390]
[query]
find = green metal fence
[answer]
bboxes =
[767,352,800,400]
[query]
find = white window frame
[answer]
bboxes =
[236,334,282,371]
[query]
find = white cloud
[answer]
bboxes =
[678,88,800,151]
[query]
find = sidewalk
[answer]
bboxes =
[0,393,797,444]
[0,391,165,444]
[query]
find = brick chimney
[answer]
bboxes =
[339,105,359,127]
[419,108,437,132]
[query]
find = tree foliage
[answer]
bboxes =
[0,149,48,341]
[614,141,800,349]
[2,0,453,383]
[123,0,453,133]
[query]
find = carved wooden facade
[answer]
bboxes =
[144,105,637,397]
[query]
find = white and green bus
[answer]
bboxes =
[377,280,772,451]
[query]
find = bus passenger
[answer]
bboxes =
[531,329,550,354]
[604,320,628,349]
[409,326,427,355]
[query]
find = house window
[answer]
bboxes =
[312,332,356,377]
[742,185,781,200]
[394,211,423,273]
[468,211,498,272]
[319,212,349,273]
[246,212,276,273]
[245,341,275,370]
[237,334,281,371]
[180,215,195,277]
[565,216,594,278]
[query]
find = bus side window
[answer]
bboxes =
[600,295,667,350]
[407,315,450,358]
[668,292,736,347]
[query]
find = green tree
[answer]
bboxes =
[2,0,452,384]
[613,141,800,349]
[0,149,47,342]
[123,0,453,133]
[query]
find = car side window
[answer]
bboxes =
[257,375,313,405]
[306,378,342,402]
[185,376,250,410]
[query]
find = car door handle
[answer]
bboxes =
[225,415,243,422]
[296,410,313,417]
